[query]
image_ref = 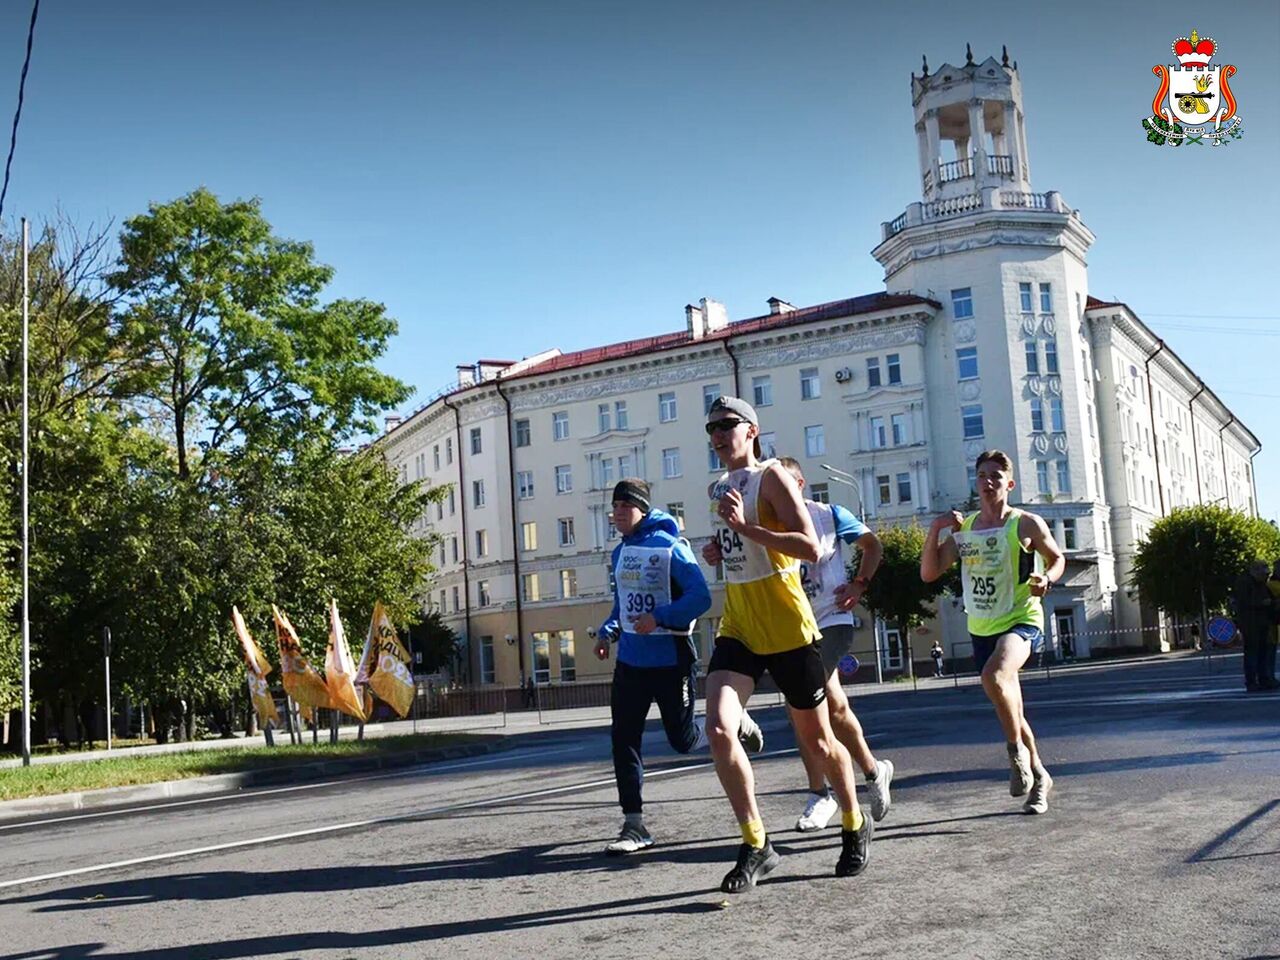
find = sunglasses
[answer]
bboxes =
[704,418,748,435]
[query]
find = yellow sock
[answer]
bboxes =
[740,817,766,849]
[842,807,864,832]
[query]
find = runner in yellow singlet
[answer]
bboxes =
[700,397,872,893]
[920,449,1065,814]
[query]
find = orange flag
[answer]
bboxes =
[232,606,279,727]
[324,599,366,721]
[272,605,332,712]
[363,601,415,718]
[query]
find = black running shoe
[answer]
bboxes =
[720,839,780,893]
[835,809,874,877]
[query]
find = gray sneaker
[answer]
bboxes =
[866,758,894,822]
[1007,744,1033,797]
[738,711,764,754]
[605,822,655,855]
[1023,773,1053,815]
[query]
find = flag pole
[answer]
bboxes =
[20,217,31,766]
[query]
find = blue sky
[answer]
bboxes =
[3,1,1277,515]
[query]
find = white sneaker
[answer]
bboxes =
[795,791,838,832]
[738,711,764,754]
[1008,744,1033,798]
[605,822,655,855]
[866,758,894,822]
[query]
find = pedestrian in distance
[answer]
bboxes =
[700,397,873,893]
[920,450,1065,815]
[595,478,765,855]
[775,456,895,833]
[1232,559,1277,692]
[930,640,945,678]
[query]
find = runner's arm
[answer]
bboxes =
[598,544,623,641]
[656,538,712,629]
[833,503,882,583]
[920,512,962,582]
[1022,512,1066,591]
[725,463,820,562]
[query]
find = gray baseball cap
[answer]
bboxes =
[707,395,762,458]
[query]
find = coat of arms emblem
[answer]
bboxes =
[1142,29,1242,146]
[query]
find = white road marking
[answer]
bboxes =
[0,749,800,891]
[0,743,589,834]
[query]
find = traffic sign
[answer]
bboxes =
[1207,616,1237,647]
[838,654,860,676]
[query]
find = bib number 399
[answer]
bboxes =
[625,594,656,614]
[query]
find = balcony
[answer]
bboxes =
[882,190,1075,240]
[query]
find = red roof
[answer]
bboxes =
[507,292,938,380]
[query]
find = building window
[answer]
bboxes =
[708,443,722,471]
[658,391,678,423]
[1050,397,1065,433]
[515,419,531,447]
[475,528,488,557]
[599,457,615,489]
[1087,404,1095,438]
[805,425,825,457]
[400,463,408,484]
[1036,461,1050,495]
[532,633,551,684]
[887,353,902,385]
[558,517,575,547]
[615,401,628,430]
[521,521,537,552]
[891,413,908,446]
[870,416,887,448]
[433,444,440,470]
[662,447,682,479]
[1062,518,1077,550]
[560,568,578,599]
[1056,459,1071,493]
[558,633,576,682]
[966,465,978,493]
[703,383,721,414]
[469,427,482,455]
[448,488,456,515]
[1045,339,1059,376]
[436,499,443,521]
[437,541,445,566]
[809,482,829,504]
[552,411,569,441]
[867,357,882,388]
[477,580,490,606]
[555,465,573,494]
[877,474,891,506]
[472,479,485,508]
[451,585,460,612]
[1030,398,1045,432]
[480,637,495,684]
[896,472,912,503]
[618,452,635,477]
[1039,282,1052,314]
[668,501,685,531]
[962,405,984,439]
[951,287,974,319]
[450,536,458,563]
[445,437,453,464]
[598,403,611,433]
[522,573,540,602]
[800,367,821,400]
[1025,341,1039,375]
[957,347,978,380]
[517,470,534,500]
[1019,281,1034,313]
[759,431,777,459]
[752,375,773,407]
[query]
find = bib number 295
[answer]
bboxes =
[970,575,997,597]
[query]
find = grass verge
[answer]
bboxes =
[0,733,489,802]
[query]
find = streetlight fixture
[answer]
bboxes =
[820,463,865,520]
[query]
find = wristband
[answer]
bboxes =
[853,576,871,588]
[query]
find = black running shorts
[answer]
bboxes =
[708,636,828,710]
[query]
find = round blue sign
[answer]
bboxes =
[1207,616,1237,646]
[838,654,860,676]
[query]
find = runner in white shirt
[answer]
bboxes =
[778,458,895,831]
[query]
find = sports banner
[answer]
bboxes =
[232,606,279,727]
[325,598,366,721]
[272,604,332,713]
[363,601,415,718]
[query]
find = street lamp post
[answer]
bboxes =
[20,218,31,767]
[819,463,882,684]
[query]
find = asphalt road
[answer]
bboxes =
[1,656,1277,960]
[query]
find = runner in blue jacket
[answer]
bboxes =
[596,478,764,854]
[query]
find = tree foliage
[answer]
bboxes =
[1131,505,1280,620]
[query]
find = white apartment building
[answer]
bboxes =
[378,48,1259,687]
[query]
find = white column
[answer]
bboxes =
[969,99,987,182]
[925,110,941,188]
[917,460,932,511]
[911,401,925,444]
[1003,99,1018,181]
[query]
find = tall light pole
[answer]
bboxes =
[20,217,31,766]
[819,463,881,683]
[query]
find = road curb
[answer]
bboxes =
[0,736,510,823]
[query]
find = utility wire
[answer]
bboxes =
[0,0,40,224]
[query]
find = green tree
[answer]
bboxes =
[408,609,462,675]
[1131,505,1280,622]
[855,522,959,678]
